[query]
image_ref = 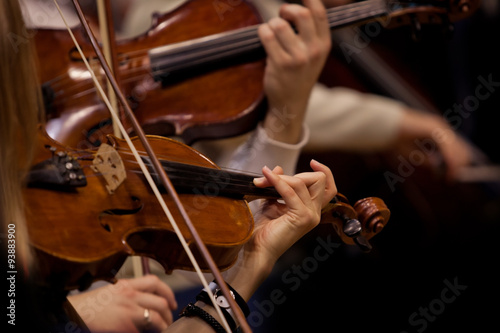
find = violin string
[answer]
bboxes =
[47,0,383,87]
[127,165,276,201]
[44,0,387,105]
[114,148,264,178]
[72,163,234,193]
[114,152,263,188]
[88,147,268,195]
[47,7,388,109]
[168,1,383,75]
[148,1,386,78]
[53,2,234,332]
[80,151,293,201]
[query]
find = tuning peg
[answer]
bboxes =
[343,218,361,237]
[353,235,373,253]
[343,219,373,253]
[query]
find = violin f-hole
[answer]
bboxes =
[99,196,144,232]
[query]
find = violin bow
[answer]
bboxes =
[53,1,251,332]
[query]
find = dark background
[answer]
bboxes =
[250,1,500,332]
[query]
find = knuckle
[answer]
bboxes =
[144,274,161,285]
[296,7,312,21]
[280,56,304,70]
[280,57,295,69]
[115,279,132,292]
[289,176,305,188]
[313,8,327,22]
[292,53,309,67]
[308,44,322,60]
[120,285,137,298]
[281,186,296,199]
[158,297,168,309]
[309,1,328,21]
[329,185,338,198]
[258,24,273,41]
[269,17,289,33]
[310,41,331,61]
[317,171,327,183]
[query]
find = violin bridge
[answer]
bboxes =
[91,144,126,194]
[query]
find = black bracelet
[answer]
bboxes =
[196,281,250,333]
[179,303,226,333]
[196,293,237,333]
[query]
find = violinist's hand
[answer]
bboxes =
[223,160,336,300]
[68,275,177,333]
[259,0,331,144]
[396,109,473,181]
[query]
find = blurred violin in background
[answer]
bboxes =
[35,0,478,148]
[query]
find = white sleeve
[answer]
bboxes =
[192,122,309,176]
[227,122,309,175]
[192,122,309,215]
[305,84,405,152]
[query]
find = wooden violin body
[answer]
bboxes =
[37,0,266,148]
[25,126,389,290]
[25,126,254,290]
[36,0,478,149]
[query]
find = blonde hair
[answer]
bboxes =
[0,0,43,270]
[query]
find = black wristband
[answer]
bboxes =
[196,292,237,333]
[224,281,250,317]
[179,303,226,333]
[196,280,250,333]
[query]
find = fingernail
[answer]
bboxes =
[253,177,265,185]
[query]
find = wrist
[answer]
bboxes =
[223,249,275,301]
[263,103,307,144]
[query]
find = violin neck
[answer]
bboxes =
[148,0,388,80]
[151,158,341,206]
[152,158,281,201]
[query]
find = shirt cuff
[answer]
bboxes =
[228,122,310,175]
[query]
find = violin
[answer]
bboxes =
[28,2,394,331]
[25,126,389,291]
[37,0,265,148]
[29,1,482,331]
[36,0,479,148]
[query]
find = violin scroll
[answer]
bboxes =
[354,197,391,235]
[321,195,390,252]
